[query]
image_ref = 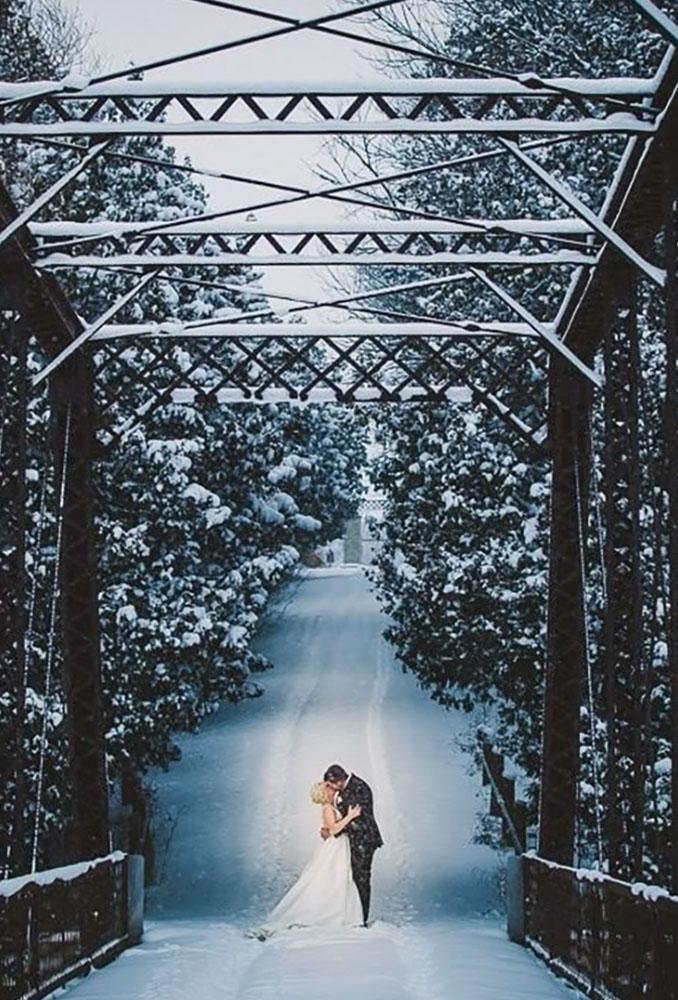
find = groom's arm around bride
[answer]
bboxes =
[340,776,384,849]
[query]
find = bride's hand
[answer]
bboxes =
[348,804,362,820]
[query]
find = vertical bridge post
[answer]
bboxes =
[603,265,643,880]
[539,356,592,864]
[0,318,28,875]
[1,177,112,865]
[51,350,110,862]
[666,162,678,895]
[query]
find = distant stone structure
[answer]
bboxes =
[342,494,386,565]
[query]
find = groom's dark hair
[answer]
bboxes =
[324,764,348,782]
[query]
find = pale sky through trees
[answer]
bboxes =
[58,0,389,306]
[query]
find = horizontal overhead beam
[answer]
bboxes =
[29,218,595,239]
[91,320,541,342]
[169,385,474,405]
[0,76,658,99]
[38,250,596,269]
[0,117,656,138]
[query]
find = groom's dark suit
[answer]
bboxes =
[335,774,383,923]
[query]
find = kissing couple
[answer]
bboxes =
[253,764,383,937]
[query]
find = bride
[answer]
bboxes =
[253,781,364,936]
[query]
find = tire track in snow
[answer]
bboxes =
[251,611,322,915]
[365,632,444,1000]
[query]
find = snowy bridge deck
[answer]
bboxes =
[53,568,576,1000]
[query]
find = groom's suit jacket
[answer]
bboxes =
[335,774,383,851]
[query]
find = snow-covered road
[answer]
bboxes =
[59,566,576,1000]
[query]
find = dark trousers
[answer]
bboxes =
[351,843,376,923]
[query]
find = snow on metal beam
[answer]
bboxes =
[169,385,474,405]
[32,269,162,387]
[0,0,407,108]
[91,320,540,342]
[0,76,659,100]
[0,116,656,139]
[556,46,678,349]
[0,141,110,250]
[29,219,595,238]
[627,0,678,46]
[15,138,584,256]
[37,251,596,269]
[25,135,574,225]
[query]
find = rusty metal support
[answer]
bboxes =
[0,317,28,876]
[538,357,593,864]
[666,162,678,894]
[1,177,110,864]
[602,265,644,881]
[50,353,110,862]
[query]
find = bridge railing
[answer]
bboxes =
[0,852,144,1000]
[511,853,678,1000]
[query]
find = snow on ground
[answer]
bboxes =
[57,567,578,1000]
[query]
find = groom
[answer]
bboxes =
[321,764,383,925]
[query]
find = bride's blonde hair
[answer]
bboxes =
[310,781,328,805]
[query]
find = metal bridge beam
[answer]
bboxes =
[0,118,656,139]
[537,49,677,877]
[0,77,657,100]
[51,357,111,862]
[666,161,678,895]
[539,355,592,865]
[556,48,678,352]
[0,317,28,876]
[602,265,643,881]
[501,137,665,288]
[29,218,595,239]
[35,250,596,269]
[628,0,678,46]
[0,0,409,108]
[0,141,110,250]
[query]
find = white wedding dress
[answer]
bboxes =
[259,805,363,934]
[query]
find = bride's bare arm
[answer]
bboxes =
[322,803,361,837]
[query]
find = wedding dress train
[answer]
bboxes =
[259,816,363,933]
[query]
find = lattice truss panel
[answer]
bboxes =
[91,327,549,450]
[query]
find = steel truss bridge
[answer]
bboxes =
[1,1,677,997]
